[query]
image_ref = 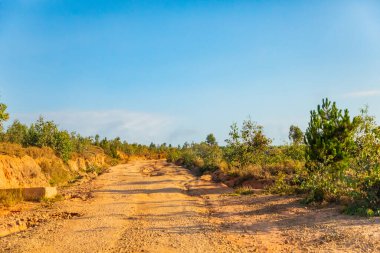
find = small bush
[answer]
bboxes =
[39,159,72,186]
[85,165,107,175]
[235,186,255,195]
[344,205,379,217]
[270,173,299,195]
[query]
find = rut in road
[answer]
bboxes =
[114,160,239,253]
[0,160,246,253]
[3,160,379,253]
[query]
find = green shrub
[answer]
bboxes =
[23,117,75,161]
[289,125,303,145]
[4,120,28,144]
[168,134,224,173]
[224,119,271,170]
[234,186,255,195]
[270,172,299,195]
[344,205,379,217]
[0,102,9,133]
[303,98,359,202]
[39,159,72,186]
[54,130,73,162]
[85,165,107,175]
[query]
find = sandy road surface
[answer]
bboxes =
[0,160,241,253]
[1,160,380,252]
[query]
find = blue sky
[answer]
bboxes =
[1,0,380,145]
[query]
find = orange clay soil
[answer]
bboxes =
[0,160,379,253]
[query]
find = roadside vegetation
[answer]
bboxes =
[2,98,380,215]
[0,101,170,206]
[166,98,380,216]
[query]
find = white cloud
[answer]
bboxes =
[343,90,380,98]
[11,110,189,144]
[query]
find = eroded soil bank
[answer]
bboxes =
[0,160,379,252]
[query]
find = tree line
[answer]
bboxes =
[1,98,380,216]
[0,104,170,162]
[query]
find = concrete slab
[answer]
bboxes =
[0,187,57,201]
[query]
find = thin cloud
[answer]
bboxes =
[344,90,380,98]
[12,110,179,144]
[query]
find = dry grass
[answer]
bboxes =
[0,189,23,207]
[234,186,255,195]
[0,142,118,188]
[0,142,56,159]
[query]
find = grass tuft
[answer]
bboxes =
[234,186,255,196]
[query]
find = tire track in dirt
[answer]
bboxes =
[0,160,246,252]
[2,160,380,253]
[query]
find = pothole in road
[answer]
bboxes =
[51,211,83,220]
[140,166,165,177]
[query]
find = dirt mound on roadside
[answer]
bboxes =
[0,143,109,188]
[0,155,49,188]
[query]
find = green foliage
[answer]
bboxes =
[99,137,122,159]
[21,117,75,161]
[54,130,73,162]
[284,144,305,161]
[270,172,299,195]
[171,135,224,172]
[32,116,60,147]
[301,100,380,210]
[289,125,303,145]
[347,107,380,209]
[303,98,359,202]
[0,103,9,134]
[70,132,92,154]
[2,116,97,162]
[168,122,303,185]
[85,165,107,175]
[224,119,271,170]
[3,97,380,216]
[305,98,358,170]
[0,103,9,122]
[206,133,217,146]
[344,205,379,217]
[234,186,255,195]
[4,120,28,144]
[39,159,72,186]
[118,141,171,159]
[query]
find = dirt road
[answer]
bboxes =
[1,160,380,252]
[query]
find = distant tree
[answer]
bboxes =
[182,142,190,149]
[100,137,122,158]
[224,119,272,169]
[304,98,359,202]
[4,120,28,144]
[0,102,9,133]
[288,125,303,145]
[22,117,75,161]
[32,116,59,147]
[94,134,100,146]
[349,106,380,208]
[71,132,91,154]
[305,98,358,171]
[54,130,73,162]
[206,133,217,146]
